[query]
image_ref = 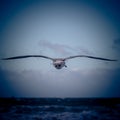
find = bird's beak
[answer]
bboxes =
[65,65,67,67]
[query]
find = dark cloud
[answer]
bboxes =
[89,68,120,97]
[106,68,120,97]
[0,67,120,97]
[112,38,120,51]
[0,68,17,97]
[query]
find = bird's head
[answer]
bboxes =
[53,59,66,69]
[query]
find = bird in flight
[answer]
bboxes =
[2,55,117,69]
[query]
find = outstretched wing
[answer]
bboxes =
[2,55,54,61]
[64,55,117,61]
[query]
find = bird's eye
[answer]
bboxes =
[55,65,57,67]
[55,64,61,68]
[58,64,61,67]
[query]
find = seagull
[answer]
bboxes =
[1,55,117,69]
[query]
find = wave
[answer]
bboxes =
[0,98,120,120]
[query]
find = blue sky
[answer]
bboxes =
[0,0,120,97]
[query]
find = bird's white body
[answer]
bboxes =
[53,59,66,69]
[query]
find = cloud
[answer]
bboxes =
[105,68,120,97]
[85,68,120,97]
[39,40,93,56]
[112,38,120,51]
[76,46,94,55]
[39,40,74,56]
[0,67,120,97]
[0,68,18,97]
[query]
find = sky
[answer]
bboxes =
[0,0,120,98]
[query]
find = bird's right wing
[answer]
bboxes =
[64,55,117,61]
[1,55,54,61]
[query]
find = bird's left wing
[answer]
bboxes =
[64,55,117,61]
[1,55,54,61]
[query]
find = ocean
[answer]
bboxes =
[0,98,120,120]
